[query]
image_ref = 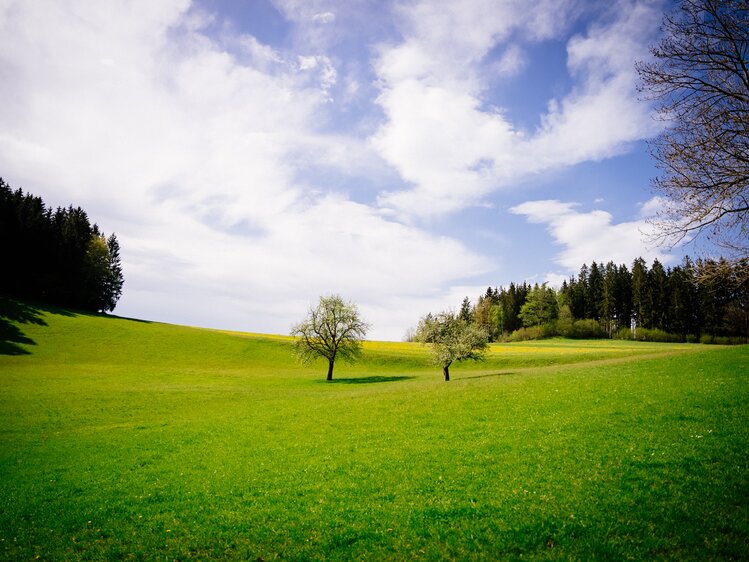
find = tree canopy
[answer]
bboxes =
[452,256,748,343]
[0,178,124,312]
[290,295,369,380]
[415,310,488,381]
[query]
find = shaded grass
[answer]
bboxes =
[0,303,747,560]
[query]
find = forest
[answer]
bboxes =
[3,174,747,343]
[0,178,124,313]
[455,257,749,344]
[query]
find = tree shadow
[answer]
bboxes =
[462,371,517,380]
[0,296,58,355]
[110,316,151,324]
[324,375,416,385]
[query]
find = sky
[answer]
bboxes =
[0,0,689,340]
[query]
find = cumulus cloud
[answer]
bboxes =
[371,0,663,218]
[0,0,676,340]
[0,0,489,340]
[509,199,675,270]
[494,44,527,77]
[312,11,336,24]
[373,82,521,217]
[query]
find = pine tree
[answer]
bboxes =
[459,296,472,324]
[631,258,650,331]
[103,234,124,313]
[649,259,669,331]
[587,262,604,321]
[570,264,588,319]
[0,179,124,312]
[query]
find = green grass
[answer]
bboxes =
[1,300,748,560]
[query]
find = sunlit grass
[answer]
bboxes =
[1,303,747,560]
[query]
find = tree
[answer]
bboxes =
[631,257,650,332]
[103,234,124,313]
[556,304,574,337]
[414,310,488,381]
[570,264,589,319]
[83,233,111,311]
[649,259,670,330]
[519,283,558,327]
[0,179,124,312]
[636,0,749,259]
[290,295,369,381]
[459,296,473,323]
[587,262,604,321]
[473,289,499,340]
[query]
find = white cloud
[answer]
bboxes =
[494,44,527,77]
[371,0,663,219]
[0,0,676,340]
[312,11,336,24]
[543,272,571,288]
[509,199,675,269]
[0,0,491,340]
[639,195,667,218]
[373,81,521,217]
[239,35,284,67]
[297,54,337,96]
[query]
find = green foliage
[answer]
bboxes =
[556,304,574,337]
[415,310,488,380]
[519,283,558,327]
[461,256,748,343]
[0,178,124,312]
[103,233,124,312]
[506,324,553,342]
[1,304,748,560]
[290,295,369,380]
[701,334,749,345]
[617,326,684,343]
[567,319,606,339]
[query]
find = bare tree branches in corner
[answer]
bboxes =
[637,0,749,267]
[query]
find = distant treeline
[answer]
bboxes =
[0,178,124,312]
[457,257,748,343]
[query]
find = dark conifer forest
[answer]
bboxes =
[0,178,123,312]
[459,257,748,344]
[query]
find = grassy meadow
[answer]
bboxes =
[1,299,748,560]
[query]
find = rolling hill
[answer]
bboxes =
[1,299,747,560]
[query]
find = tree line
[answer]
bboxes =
[456,257,748,344]
[0,178,124,312]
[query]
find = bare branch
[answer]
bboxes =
[637,0,749,260]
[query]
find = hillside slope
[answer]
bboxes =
[1,299,747,560]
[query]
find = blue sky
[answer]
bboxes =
[0,0,688,339]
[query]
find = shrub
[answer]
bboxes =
[712,335,748,345]
[615,327,634,340]
[632,328,682,343]
[507,325,545,342]
[568,319,606,339]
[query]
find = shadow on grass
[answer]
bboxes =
[324,375,416,384]
[0,296,75,355]
[462,371,517,380]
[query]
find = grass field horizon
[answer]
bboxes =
[1,298,747,560]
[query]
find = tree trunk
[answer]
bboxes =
[443,363,450,382]
[327,359,335,381]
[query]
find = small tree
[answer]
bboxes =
[415,310,488,381]
[290,295,369,381]
[103,233,124,313]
